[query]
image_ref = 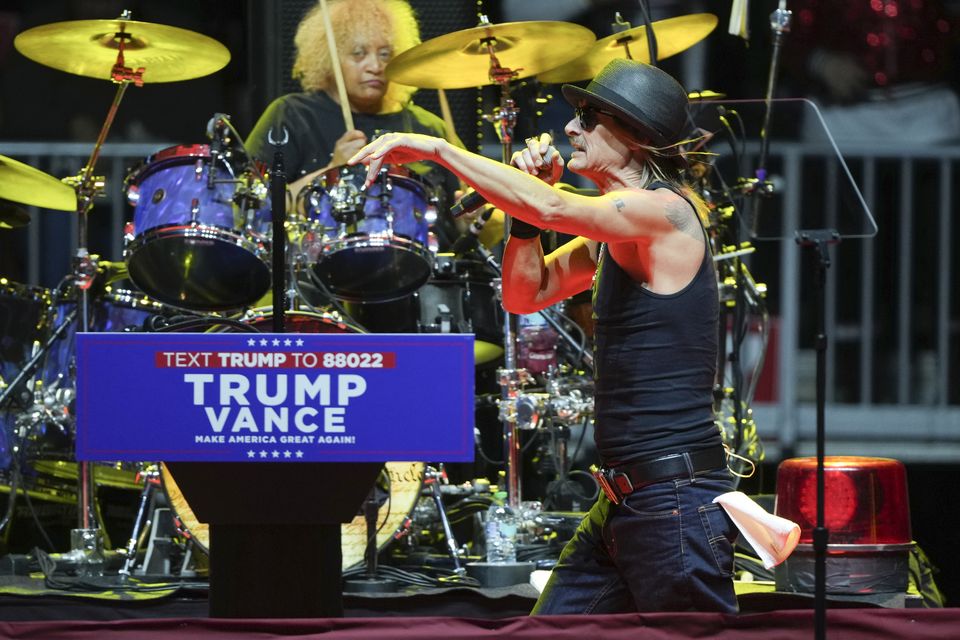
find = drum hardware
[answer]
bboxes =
[505,371,597,512]
[0,305,76,549]
[323,167,366,226]
[295,163,436,303]
[2,285,187,558]
[344,473,400,593]
[118,466,161,577]
[384,16,598,509]
[422,465,465,575]
[12,10,231,568]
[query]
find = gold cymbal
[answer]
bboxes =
[386,21,595,89]
[0,154,76,211]
[538,14,718,84]
[14,18,230,83]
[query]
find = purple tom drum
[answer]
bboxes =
[124,144,271,311]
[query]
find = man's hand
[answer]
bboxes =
[349,132,444,187]
[330,129,368,168]
[511,133,564,185]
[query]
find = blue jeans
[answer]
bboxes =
[531,467,739,614]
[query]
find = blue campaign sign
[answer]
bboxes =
[75,332,475,463]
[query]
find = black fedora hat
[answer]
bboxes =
[562,58,689,148]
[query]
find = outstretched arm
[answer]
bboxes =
[348,132,683,244]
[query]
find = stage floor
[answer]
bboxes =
[0,571,926,620]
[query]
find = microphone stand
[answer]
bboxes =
[750,3,850,636]
[796,230,839,640]
[752,2,792,237]
[269,127,289,329]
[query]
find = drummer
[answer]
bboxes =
[245,0,466,249]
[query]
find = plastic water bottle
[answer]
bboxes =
[485,491,519,563]
[517,312,558,375]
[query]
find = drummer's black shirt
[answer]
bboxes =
[245,91,462,238]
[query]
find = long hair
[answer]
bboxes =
[629,135,710,227]
[292,0,420,113]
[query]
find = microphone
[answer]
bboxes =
[449,190,487,218]
[451,206,494,256]
[205,112,231,141]
[206,113,230,189]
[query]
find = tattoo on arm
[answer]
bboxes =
[665,200,703,240]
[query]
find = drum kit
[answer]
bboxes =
[0,8,723,579]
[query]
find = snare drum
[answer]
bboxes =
[298,164,434,302]
[124,144,271,311]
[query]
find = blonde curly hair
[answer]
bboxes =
[292,0,421,113]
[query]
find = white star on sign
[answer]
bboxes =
[260,338,268,346]
[272,339,280,346]
[284,338,292,346]
[259,450,268,458]
[247,450,256,458]
[247,338,256,346]
[283,450,292,458]
[296,338,304,346]
[271,450,280,458]
[295,450,304,458]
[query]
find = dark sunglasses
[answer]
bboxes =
[575,105,619,130]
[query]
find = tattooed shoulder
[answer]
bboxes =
[664,199,702,240]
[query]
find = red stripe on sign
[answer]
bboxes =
[153,351,396,368]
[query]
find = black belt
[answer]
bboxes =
[594,447,727,505]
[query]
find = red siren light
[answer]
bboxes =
[775,456,912,545]
[773,456,914,594]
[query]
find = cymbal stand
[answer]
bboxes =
[476,16,527,511]
[58,9,145,571]
[423,465,464,574]
[118,466,160,577]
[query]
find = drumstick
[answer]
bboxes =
[319,0,355,131]
[437,88,458,144]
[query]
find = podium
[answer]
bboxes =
[166,461,380,617]
[75,331,475,618]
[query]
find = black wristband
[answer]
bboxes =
[509,217,541,239]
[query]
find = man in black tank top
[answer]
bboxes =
[349,59,738,613]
